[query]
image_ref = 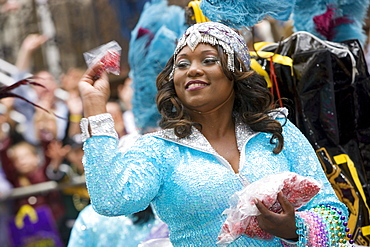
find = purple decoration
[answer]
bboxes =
[8,206,63,247]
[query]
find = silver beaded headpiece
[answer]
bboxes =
[170,22,250,79]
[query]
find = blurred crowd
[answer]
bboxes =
[0,34,137,246]
[0,1,369,245]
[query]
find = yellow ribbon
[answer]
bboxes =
[188,0,209,23]
[250,51,294,75]
[249,51,293,88]
[250,59,272,88]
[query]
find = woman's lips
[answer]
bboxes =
[185,80,209,91]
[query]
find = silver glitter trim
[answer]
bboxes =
[174,34,235,73]
[80,118,90,142]
[170,22,250,80]
[186,26,203,51]
[150,119,255,157]
[80,113,119,142]
[150,108,287,160]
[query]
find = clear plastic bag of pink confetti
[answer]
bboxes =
[83,40,122,76]
[217,172,322,246]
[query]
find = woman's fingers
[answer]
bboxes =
[255,192,298,240]
[277,192,295,215]
[254,198,271,216]
[81,62,106,84]
[78,64,110,117]
[79,63,109,96]
[255,192,294,216]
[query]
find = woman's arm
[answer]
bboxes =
[78,63,164,215]
[80,113,163,216]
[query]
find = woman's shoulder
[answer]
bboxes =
[131,129,178,149]
[142,128,177,142]
[125,130,181,162]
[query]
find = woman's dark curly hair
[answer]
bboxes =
[156,45,285,154]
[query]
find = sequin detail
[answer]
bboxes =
[68,204,163,247]
[170,22,250,79]
[82,110,348,246]
[80,113,118,142]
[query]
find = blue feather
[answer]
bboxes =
[293,0,369,44]
[199,0,296,28]
[199,0,369,44]
[129,0,187,133]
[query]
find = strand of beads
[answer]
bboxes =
[294,204,353,247]
[295,214,308,247]
[296,211,328,246]
[309,204,353,246]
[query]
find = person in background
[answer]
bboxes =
[46,135,88,244]
[106,100,129,139]
[77,21,350,246]
[117,77,137,135]
[0,96,66,244]
[59,67,86,139]
[0,139,65,224]
[0,0,20,13]
[11,34,68,145]
[0,167,12,197]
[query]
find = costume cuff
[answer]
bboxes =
[80,113,118,142]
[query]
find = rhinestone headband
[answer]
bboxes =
[170,22,250,79]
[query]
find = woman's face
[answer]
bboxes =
[173,43,234,113]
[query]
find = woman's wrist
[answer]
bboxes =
[82,105,107,118]
[81,96,107,118]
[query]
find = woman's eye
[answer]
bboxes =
[203,57,219,65]
[175,61,190,69]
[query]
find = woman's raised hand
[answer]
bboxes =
[78,63,110,118]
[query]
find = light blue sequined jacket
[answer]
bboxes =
[67,204,163,247]
[81,111,347,246]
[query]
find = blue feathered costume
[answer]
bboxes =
[128,0,187,133]
[200,0,370,44]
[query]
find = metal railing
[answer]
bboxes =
[0,175,86,202]
[0,58,33,86]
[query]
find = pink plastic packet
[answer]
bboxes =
[83,40,122,79]
[217,172,322,246]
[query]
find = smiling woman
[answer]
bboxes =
[173,44,234,114]
[77,21,350,246]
